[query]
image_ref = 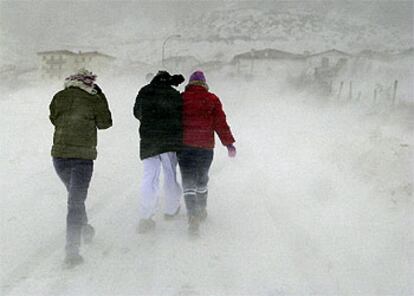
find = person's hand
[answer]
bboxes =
[226,144,236,158]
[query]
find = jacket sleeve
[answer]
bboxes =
[133,90,143,121]
[171,90,183,134]
[212,95,235,146]
[49,95,57,125]
[95,92,113,129]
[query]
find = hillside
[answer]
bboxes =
[177,7,410,53]
[1,4,412,67]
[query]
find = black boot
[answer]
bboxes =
[199,208,208,222]
[137,218,156,234]
[188,214,201,235]
[197,191,208,222]
[64,253,84,269]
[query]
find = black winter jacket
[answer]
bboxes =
[133,79,183,160]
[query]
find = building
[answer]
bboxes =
[303,49,351,82]
[305,49,350,70]
[391,47,414,62]
[302,49,351,95]
[232,48,305,77]
[37,50,115,79]
[356,49,390,61]
[74,51,115,74]
[37,50,76,79]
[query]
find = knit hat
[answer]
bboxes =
[187,70,208,90]
[65,68,96,86]
[189,71,206,83]
[64,68,97,94]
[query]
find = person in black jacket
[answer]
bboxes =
[133,71,185,233]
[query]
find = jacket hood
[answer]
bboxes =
[64,80,97,95]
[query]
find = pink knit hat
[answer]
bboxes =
[65,68,96,86]
[189,71,206,83]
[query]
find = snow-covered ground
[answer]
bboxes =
[1,74,413,295]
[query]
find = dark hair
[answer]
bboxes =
[151,71,184,87]
[170,74,185,86]
[93,83,102,94]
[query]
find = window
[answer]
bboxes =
[321,57,329,67]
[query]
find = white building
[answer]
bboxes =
[232,48,305,78]
[305,49,350,70]
[37,50,115,79]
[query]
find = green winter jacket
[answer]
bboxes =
[49,86,112,160]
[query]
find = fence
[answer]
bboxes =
[331,79,404,106]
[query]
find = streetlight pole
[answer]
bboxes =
[162,34,181,69]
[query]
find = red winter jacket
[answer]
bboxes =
[181,84,235,149]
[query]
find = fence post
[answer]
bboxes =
[373,88,377,105]
[348,81,353,101]
[392,80,398,105]
[337,81,344,100]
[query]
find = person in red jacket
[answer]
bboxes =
[178,70,236,234]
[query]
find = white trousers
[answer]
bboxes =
[139,152,182,219]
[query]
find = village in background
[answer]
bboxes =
[0,2,412,106]
[1,43,413,107]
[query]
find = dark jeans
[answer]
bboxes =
[53,157,94,256]
[177,148,213,217]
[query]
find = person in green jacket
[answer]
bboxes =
[49,68,112,268]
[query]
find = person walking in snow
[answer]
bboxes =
[178,70,236,234]
[49,69,113,267]
[133,71,185,233]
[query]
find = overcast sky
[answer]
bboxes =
[1,1,412,37]
[0,0,412,64]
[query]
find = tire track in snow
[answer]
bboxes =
[44,184,182,295]
[46,185,142,296]
[1,185,138,295]
[1,237,62,295]
[260,190,341,294]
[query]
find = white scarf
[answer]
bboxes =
[64,79,97,95]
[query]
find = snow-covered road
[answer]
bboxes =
[1,77,413,295]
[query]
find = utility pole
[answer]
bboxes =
[162,34,181,69]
